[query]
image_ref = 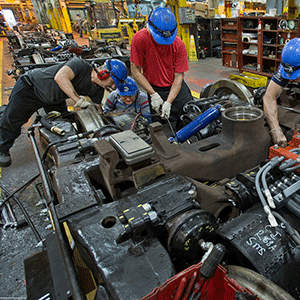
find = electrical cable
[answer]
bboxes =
[165,117,176,137]
[130,113,142,131]
[255,158,282,227]
[283,163,300,173]
[261,156,285,208]
[272,211,300,245]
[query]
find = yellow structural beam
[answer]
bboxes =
[165,0,192,60]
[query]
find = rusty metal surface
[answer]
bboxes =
[151,106,271,182]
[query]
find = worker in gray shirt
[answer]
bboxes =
[0,57,128,167]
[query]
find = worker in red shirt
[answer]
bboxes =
[130,7,193,122]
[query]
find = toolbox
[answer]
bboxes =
[229,71,268,88]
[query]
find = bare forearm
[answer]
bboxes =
[54,66,81,102]
[263,81,284,130]
[130,62,156,95]
[166,74,183,104]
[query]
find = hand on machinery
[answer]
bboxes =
[161,101,172,119]
[270,127,287,148]
[74,96,93,108]
[150,93,164,113]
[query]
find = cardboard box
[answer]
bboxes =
[194,2,207,12]
[195,10,206,18]
[207,8,215,18]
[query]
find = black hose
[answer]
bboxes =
[0,174,40,211]
[40,111,65,136]
[0,183,43,243]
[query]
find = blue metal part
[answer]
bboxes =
[175,104,221,143]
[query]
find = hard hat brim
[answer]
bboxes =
[148,24,177,45]
[117,89,137,96]
[280,64,300,80]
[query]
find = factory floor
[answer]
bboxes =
[0,34,240,298]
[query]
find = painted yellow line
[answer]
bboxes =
[0,40,3,176]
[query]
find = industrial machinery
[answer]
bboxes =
[4,81,300,299]
[85,0,126,47]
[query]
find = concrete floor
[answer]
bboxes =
[0,35,240,298]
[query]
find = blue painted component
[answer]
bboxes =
[175,105,221,143]
[50,45,62,51]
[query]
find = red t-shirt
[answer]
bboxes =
[130,28,189,87]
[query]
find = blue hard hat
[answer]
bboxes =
[279,38,300,80]
[117,77,138,96]
[148,7,177,45]
[105,59,128,88]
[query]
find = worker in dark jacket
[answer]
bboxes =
[130,7,193,122]
[263,38,300,148]
[0,57,128,167]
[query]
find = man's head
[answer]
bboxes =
[76,13,80,17]
[91,59,128,90]
[105,59,128,89]
[147,7,177,45]
[280,38,300,80]
[117,77,138,105]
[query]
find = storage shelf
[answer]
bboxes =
[197,17,221,57]
[243,54,257,57]
[222,16,299,77]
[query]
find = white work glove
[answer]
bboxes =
[74,96,93,108]
[161,101,172,119]
[150,93,164,113]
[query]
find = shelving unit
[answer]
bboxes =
[221,16,300,77]
[221,18,239,68]
[197,17,221,57]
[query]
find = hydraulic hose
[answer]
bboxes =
[40,111,66,136]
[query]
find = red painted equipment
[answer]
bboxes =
[141,262,257,300]
[269,132,300,172]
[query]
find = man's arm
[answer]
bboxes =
[130,62,156,95]
[165,72,183,105]
[54,65,81,103]
[263,80,287,147]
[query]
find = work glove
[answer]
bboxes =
[270,127,287,148]
[74,96,93,108]
[150,93,164,113]
[161,101,172,119]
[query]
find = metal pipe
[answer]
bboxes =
[28,127,86,300]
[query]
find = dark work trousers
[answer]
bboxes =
[0,79,67,154]
[148,80,193,123]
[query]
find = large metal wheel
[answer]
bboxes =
[207,79,255,106]
[227,265,295,300]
